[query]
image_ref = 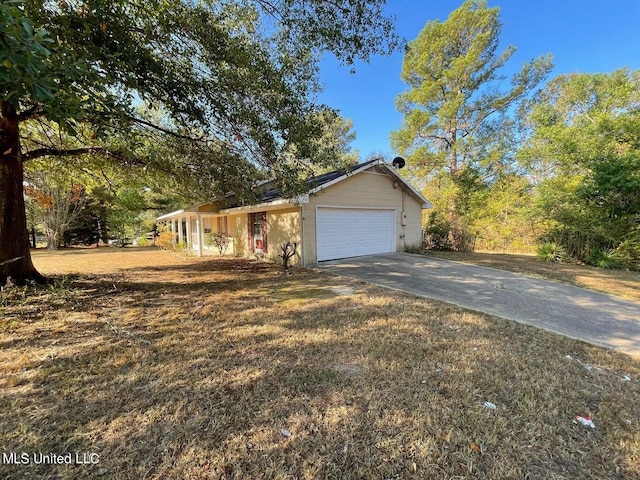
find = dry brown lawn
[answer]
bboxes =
[1,247,639,479]
[426,250,640,302]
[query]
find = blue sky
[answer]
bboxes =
[317,0,640,159]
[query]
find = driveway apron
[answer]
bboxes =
[318,253,640,358]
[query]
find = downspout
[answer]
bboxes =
[401,188,406,252]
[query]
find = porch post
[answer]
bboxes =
[196,213,203,257]
[178,218,184,244]
[185,216,191,251]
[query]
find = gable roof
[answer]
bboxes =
[257,158,432,209]
[157,159,431,220]
[257,158,378,203]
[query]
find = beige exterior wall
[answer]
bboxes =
[301,170,424,265]
[265,208,302,266]
[221,209,301,264]
[227,213,249,257]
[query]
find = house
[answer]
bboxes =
[156,158,432,265]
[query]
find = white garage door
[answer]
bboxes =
[316,207,396,261]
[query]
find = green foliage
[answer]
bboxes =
[2,0,401,284]
[614,234,640,271]
[137,236,150,247]
[587,248,621,270]
[424,211,453,251]
[0,1,56,104]
[536,243,566,263]
[392,0,551,254]
[109,188,146,246]
[8,0,398,189]
[424,210,475,252]
[392,0,552,174]
[470,174,539,252]
[521,69,640,266]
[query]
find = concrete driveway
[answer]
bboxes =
[318,253,640,358]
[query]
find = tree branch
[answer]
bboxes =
[22,146,127,162]
[17,104,44,122]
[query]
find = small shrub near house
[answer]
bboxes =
[156,231,176,250]
[279,241,298,272]
[206,232,230,256]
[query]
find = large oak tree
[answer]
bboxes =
[0,0,398,285]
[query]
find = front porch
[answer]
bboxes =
[156,204,230,257]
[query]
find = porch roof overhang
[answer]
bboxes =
[156,202,221,222]
[220,198,303,215]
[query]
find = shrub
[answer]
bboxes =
[156,231,176,250]
[614,234,640,270]
[137,236,149,247]
[587,248,621,269]
[206,232,230,256]
[536,242,566,263]
[279,241,298,272]
[424,212,453,251]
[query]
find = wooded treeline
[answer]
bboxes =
[394,0,640,269]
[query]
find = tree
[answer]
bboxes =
[24,169,88,249]
[0,0,399,285]
[519,69,640,265]
[391,0,552,175]
[390,0,551,250]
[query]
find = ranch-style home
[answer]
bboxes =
[156,158,432,266]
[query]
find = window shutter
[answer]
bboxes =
[248,214,254,252]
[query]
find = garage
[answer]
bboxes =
[316,207,396,261]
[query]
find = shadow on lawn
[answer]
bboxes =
[1,259,639,479]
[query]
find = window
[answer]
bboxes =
[217,216,228,234]
[248,212,267,253]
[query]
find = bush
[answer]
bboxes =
[156,231,176,250]
[137,236,149,247]
[614,235,640,270]
[424,212,453,251]
[587,248,621,269]
[206,232,230,256]
[536,242,566,263]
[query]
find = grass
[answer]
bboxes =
[425,250,640,302]
[0,247,639,479]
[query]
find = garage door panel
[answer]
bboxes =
[316,207,395,261]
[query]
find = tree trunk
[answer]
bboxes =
[0,102,46,286]
[45,230,60,250]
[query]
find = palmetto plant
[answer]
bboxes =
[588,248,621,269]
[536,242,567,263]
